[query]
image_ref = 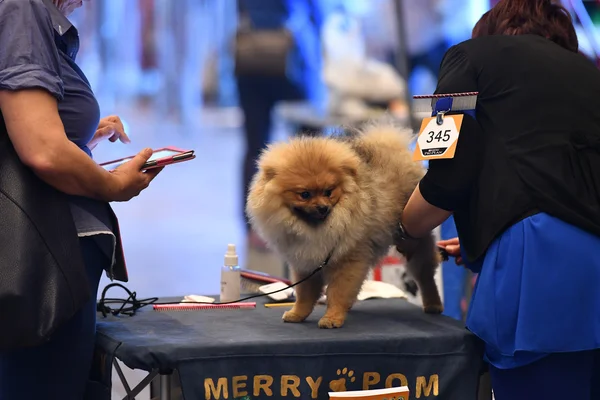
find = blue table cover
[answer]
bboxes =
[92,297,484,400]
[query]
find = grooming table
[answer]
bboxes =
[90,297,488,400]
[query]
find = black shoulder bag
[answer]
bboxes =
[0,116,90,351]
[233,2,295,77]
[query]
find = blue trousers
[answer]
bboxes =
[0,237,106,400]
[490,351,600,400]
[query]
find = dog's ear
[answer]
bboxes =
[340,156,360,178]
[263,167,277,181]
[341,164,357,178]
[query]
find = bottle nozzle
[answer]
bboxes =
[224,244,238,266]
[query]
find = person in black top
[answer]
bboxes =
[398,0,600,398]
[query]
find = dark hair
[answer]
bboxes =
[472,0,578,52]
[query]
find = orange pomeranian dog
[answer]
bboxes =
[246,124,443,329]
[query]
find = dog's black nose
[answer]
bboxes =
[316,205,330,216]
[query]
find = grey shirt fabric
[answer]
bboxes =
[0,0,115,267]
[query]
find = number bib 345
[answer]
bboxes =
[413,114,464,161]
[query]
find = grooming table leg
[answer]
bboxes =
[114,358,159,400]
[114,359,133,395]
[159,374,172,400]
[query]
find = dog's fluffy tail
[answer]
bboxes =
[354,121,416,159]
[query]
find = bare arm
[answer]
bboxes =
[0,1,161,202]
[401,113,483,238]
[0,89,155,202]
[401,45,482,238]
[402,185,452,238]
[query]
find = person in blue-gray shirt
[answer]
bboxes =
[0,0,162,398]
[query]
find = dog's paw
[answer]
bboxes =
[423,303,444,314]
[282,310,308,323]
[318,315,345,329]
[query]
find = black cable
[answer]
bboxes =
[97,253,331,317]
[97,283,159,318]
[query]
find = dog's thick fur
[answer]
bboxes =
[246,124,443,328]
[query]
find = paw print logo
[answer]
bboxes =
[329,367,356,392]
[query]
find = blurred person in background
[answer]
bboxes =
[399,0,600,397]
[234,0,328,250]
[401,0,450,95]
[0,0,162,398]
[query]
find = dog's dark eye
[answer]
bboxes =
[300,191,311,199]
[323,189,332,197]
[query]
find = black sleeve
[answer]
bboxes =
[419,45,483,211]
[434,44,478,95]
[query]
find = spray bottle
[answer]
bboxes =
[220,244,241,302]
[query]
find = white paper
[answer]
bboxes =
[259,281,294,302]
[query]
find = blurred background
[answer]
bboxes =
[78,0,600,308]
[73,0,599,397]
